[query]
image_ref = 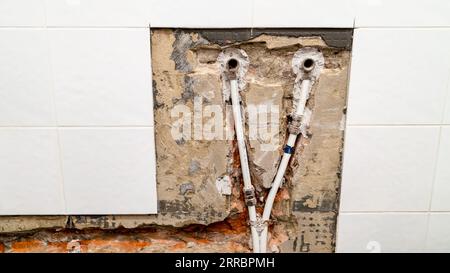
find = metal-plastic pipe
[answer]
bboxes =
[230,79,252,191]
[294,79,312,117]
[230,78,260,253]
[260,79,313,253]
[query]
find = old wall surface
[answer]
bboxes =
[0,28,351,253]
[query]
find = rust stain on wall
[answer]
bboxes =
[0,28,351,253]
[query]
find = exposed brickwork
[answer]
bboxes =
[0,218,250,253]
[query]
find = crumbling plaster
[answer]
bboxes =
[0,28,351,253]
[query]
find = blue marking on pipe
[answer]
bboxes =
[283,145,294,154]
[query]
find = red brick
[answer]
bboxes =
[11,240,46,253]
[82,239,150,253]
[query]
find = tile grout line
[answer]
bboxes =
[425,66,450,224]
[250,0,255,36]
[355,26,450,29]
[439,67,450,124]
[43,7,68,215]
[334,24,356,252]
[425,125,442,249]
[424,68,450,249]
[347,124,450,127]
[427,126,443,205]
[3,26,450,30]
[0,126,155,128]
[0,26,149,29]
[424,212,432,250]
[340,211,450,214]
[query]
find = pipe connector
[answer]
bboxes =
[250,216,268,234]
[244,187,257,207]
[288,115,302,135]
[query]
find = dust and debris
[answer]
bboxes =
[215,175,232,195]
[188,160,201,175]
[180,182,195,195]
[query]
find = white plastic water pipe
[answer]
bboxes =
[259,79,313,253]
[294,79,312,118]
[230,79,252,198]
[230,78,260,253]
[223,49,321,253]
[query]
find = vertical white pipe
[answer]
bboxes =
[249,209,260,253]
[230,79,252,191]
[294,79,311,117]
[259,225,268,253]
[230,79,260,253]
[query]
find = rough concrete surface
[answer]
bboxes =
[0,28,351,253]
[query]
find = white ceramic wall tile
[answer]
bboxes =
[59,127,157,214]
[352,0,450,28]
[0,129,65,215]
[0,29,56,126]
[444,77,450,124]
[49,28,154,126]
[253,0,354,28]
[427,213,450,252]
[0,0,46,26]
[45,0,151,27]
[346,29,450,125]
[431,126,450,210]
[149,0,253,28]
[336,213,428,253]
[340,126,439,212]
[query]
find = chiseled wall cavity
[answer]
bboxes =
[0,29,351,253]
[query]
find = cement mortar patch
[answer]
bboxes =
[0,216,68,233]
